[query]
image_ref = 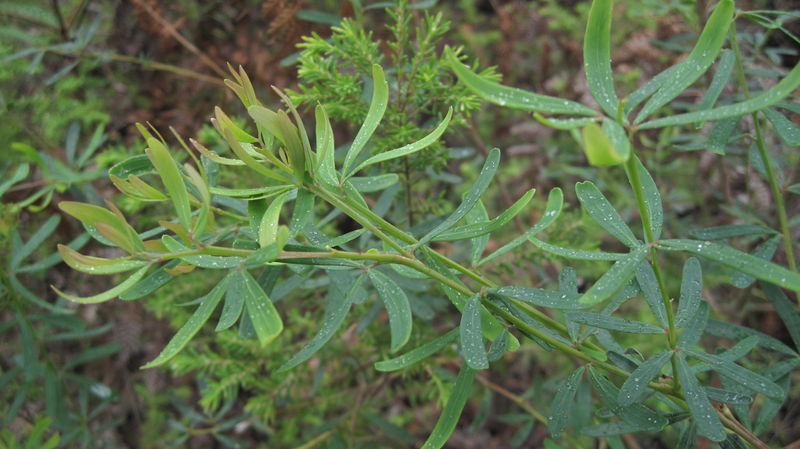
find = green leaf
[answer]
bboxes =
[146,138,192,231]
[241,270,284,345]
[314,105,337,186]
[689,224,775,240]
[0,164,29,197]
[686,349,783,399]
[141,274,231,368]
[259,192,290,248]
[11,215,60,269]
[119,261,178,300]
[580,244,649,304]
[289,189,315,238]
[161,235,243,269]
[705,318,795,356]
[52,266,150,304]
[658,239,800,291]
[480,187,563,265]
[369,269,413,352]
[731,235,780,288]
[216,276,245,331]
[467,200,490,265]
[279,273,363,371]
[676,258,702,328]
[697,50,736,111]
[761,282,800,351]
[617,351,671,406]
[584,0,618,117]
[576,181,639,247]
[374,328,458,372]
[566,311,664,334]
[460,294,489,370]
[349,174,400,192]
[640,61,800,129]
[350,108,453,176]
[704,387,752,405]
[58,201,144,253]
[342,64,389,176]
[547,367,584,438]
[677,301,709,349]
[534,114,597,130]
[677,422,698,449]
[420,365,476,449]
[624,63,683,116]
[57,244,148,275]
[635,262,668,327]
[707,116,740,155]
[529,237,626,261]
[449,57,596,115]
[632,156,663,241]
[495,286,586,310]
[434,189,535,241]
[417,148,500,247]
[635,0,734,122]
[674,352,727,442]
[581,122,626,166]
[763,107,800,146]
[209,185,290,199]
[587,367,668,431]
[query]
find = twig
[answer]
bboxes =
[129,0,228,78]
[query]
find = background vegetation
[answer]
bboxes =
[1,0,799,448]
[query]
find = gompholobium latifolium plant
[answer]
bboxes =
[52,1,800,448]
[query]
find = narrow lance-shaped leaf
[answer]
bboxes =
[314,104,337,186]
[480,187,564,265]
[416,148,500,248]
[349,174,399,192]
[676,258,702,328]
[52,265,150,304]
[618,351,672,406]
[420,365,476,449]
[349,108,453,176]
[707,116,740,155]
[677,301,710,349]
[241,270,284,345]
[582,122,626,167]
[635,0,734,122]
[58,201,143,253]
[547,366,584,438]
[697,50,736,111]
[342,64,389,176]
[529,237,626,261]
[580,244,649,304]
[495,286,586,310]
[279,273,364,371]
[624,63,683,116]
[141,274,231,368]
[216,274,245,331]
[658,239,800,291]
[635,262,668,327]
[763,107,800,146]
[374,328,458,372]
[688,349,784,399]
[632,155,663,241]
[259,192,290,248]
[467,199,490,265]
[761,282,800,351]
[675,352,727,442]
[369,269,413,352]
[576,181,639,247]
[460,294,489,370]
[146,138,192,231]
[566,311,664,334]
[0,163,29,197]
[587,367,668,431]
[11,215,60,269]
[640,61,800,129]
[689,224,775,240]
[57,244,148,275]
[584,0,618,117]
[435,189,535,241]
[448,56,596,116]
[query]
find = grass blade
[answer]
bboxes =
[584,0,618,117]
[141,274,231,368]
[635,0,734,122]
[460,294,489,369]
